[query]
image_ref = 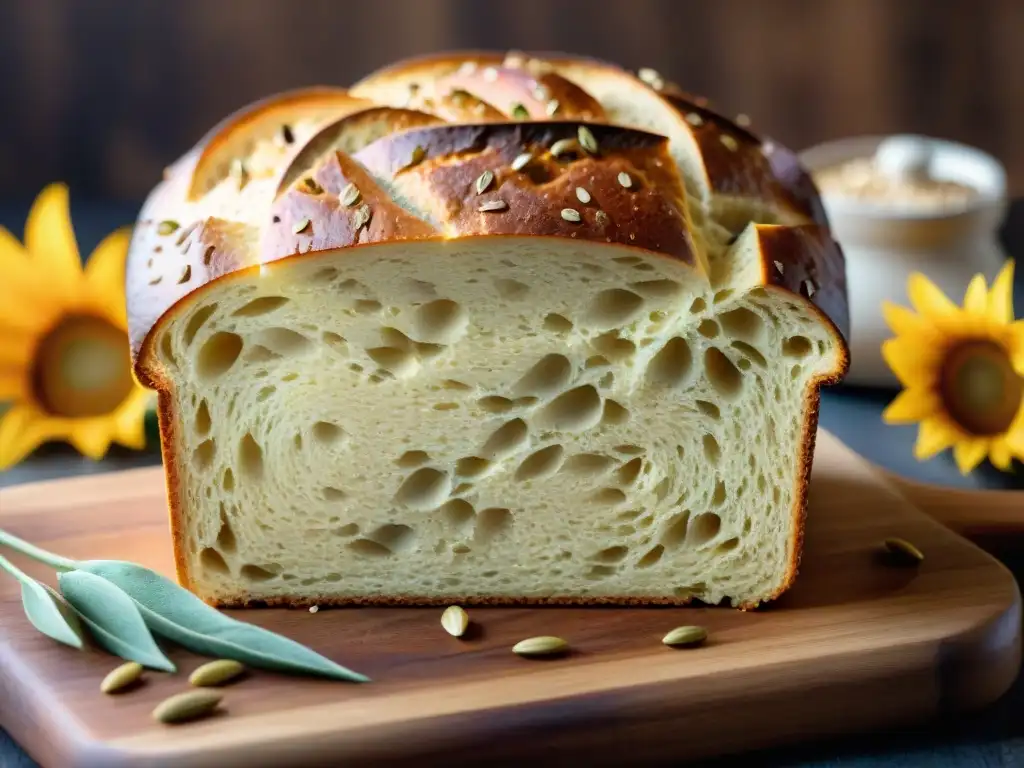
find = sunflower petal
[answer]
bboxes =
[881,302,938,340]
[962,274,989,316]
[67,421,113,461]
[953,438,989,475]
[882,388,940,424]
[24,183,83,299]
[112,387,150,450]
[0,367,27,401]
[907,272,959,319]
[989,440,1014,471]
[85,228,131,324]
[913,418,960,460]
[987,260,1016,325]
[0,405,61,470]
[881,338,939,387]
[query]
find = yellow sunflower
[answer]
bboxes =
[0,183,149,470]
[882,259,1024,474]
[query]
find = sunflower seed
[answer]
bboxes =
[735,113,751,127]
[720,134,739,152]
[293,218,311,235]
[153,690,223,725]
[513,635,569,657]
[511,103,530,120]
[774,260,784,274]
[353,204,372,230]
[575,187,591,204]
[309,605,319,614]
[441,605,470,637]
[230,158,249,189]
[483,66,499,82]
[550,138,576,158]
[458,61,477,76]
[189,659,246,688]
[595,210,609,226]
[577,125,599,154]
[157,220,179,236]
[533,84,551,101]
[561,208,582,223]
[803,279,817,297]
[638,67,661,85]
[617,171,633,189]
[341,183,361,207]
[662,625,708,648]
[685,112,704,127]
[475,170,495,195]
[882,537,923,565]
[177,265,192,285]
[510,153,533,171]
[545,99,560,116]
[300,177,323,195]
[100,661,143,694]
[478,200,508,212]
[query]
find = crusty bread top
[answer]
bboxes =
[126,50,848,387]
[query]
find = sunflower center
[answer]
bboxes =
[939,340,1023,436]
[32,315,135,418]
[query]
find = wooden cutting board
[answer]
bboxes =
[0,430,1020,768]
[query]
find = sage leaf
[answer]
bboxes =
[78,560,367,682]
[21,578,85,650]
[58,570,176,672]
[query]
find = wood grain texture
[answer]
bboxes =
[0,430,1019,768]
[1,0,1023,201]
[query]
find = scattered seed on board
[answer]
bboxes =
[157,220,179,236]
[293,218,311,234]
[577,125,599,154]
[475,170,495,195]
[510,153,533,171]
[882,537,924,566]
[478,200,508,212]
[153,690,223,725]
[662,625,708,648]
[513,636,569,658]
[309,605,320,614]
[575,187,591,204]
[441,605,470,637]
[100,661,144,694]
[561,208,582,223]
[190,659,246,688]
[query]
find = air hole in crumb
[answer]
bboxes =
[713,289,734,304]
[720,307,764,340]
[543,313,574,334]
[615,444,645,456]
[586,288,645,329]
[194,400,212,435]
[536,385,602,432]
[238,433,264,480]
[240,564,279,582]
[705,348,743,399]
[293,433,303,450]
[366,346,418,377]
[442,379,472,391]
[221,468,235,492]
[481,418,529,458]
[696,400,720,419]
[439,499,476,533]
[396,450,430,468]
[312,266,338,283]
[183,304,219,347]
[476,508,512,542]
[783,335,813,358]
[646,337,693,388]
[216,507,236,553]
[433,402,458,411]
[321,487,347,501]
[370,524,416,553]
[515,444,565,481]
[712,480,727,506]
[494,278,530,300]
[159,333,176,366]
[731,340,767,367]
[637,544,664,568]
[199,547,229,575]
[585,355,611,369]
[256,327,313,357]
[244,346,281,365]
[698,319,720,339]
[256,385,276,402]
[312,421,345,446]
[592,487,627,506]
[413,299,467,343]
[322,331,348,351]
[630,279,684,299]
[478,396,514,413]
[592,332,636,361]
[586,565,617,580]
[395,467,451,510]
[703,433,721,463]
[689,297,706,313]
[593,545,629,563]
[601,399,630,426]
[196,332,243,380]
[563,453,616,475]
[616,457,643,486]
[348,539,392,558]
[354,299,383,315]
[661,512,691,549]
[335,523,359,536]
[716,537,740,553]
[513,354,572,397]
[192,439,216,471]
[456,456,492,478]
[688,513,722,545]
[233,296,290,317]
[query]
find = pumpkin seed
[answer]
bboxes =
[341,183,361,207]
[513,635,569,657]
[153,690,223,725]
[545,99,560,117]
[550,138,576,158]
[441,605,469,637]
[882,537,923,565]
[189,659,246,687]
[157,220,180,236]
[662,625,708,648]
[475,170,495,195]
[511,103,530,120]
[100,661,143,694]
[404,145,426,169]
[617,172,633,189]
[478,200,508,212]
[575,187,591,204]
[561,208,581,223]
[577,125,599,154]
[292,218,311,235]
[510,153,533,171]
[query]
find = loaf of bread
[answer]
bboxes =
[126,52,848,609]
